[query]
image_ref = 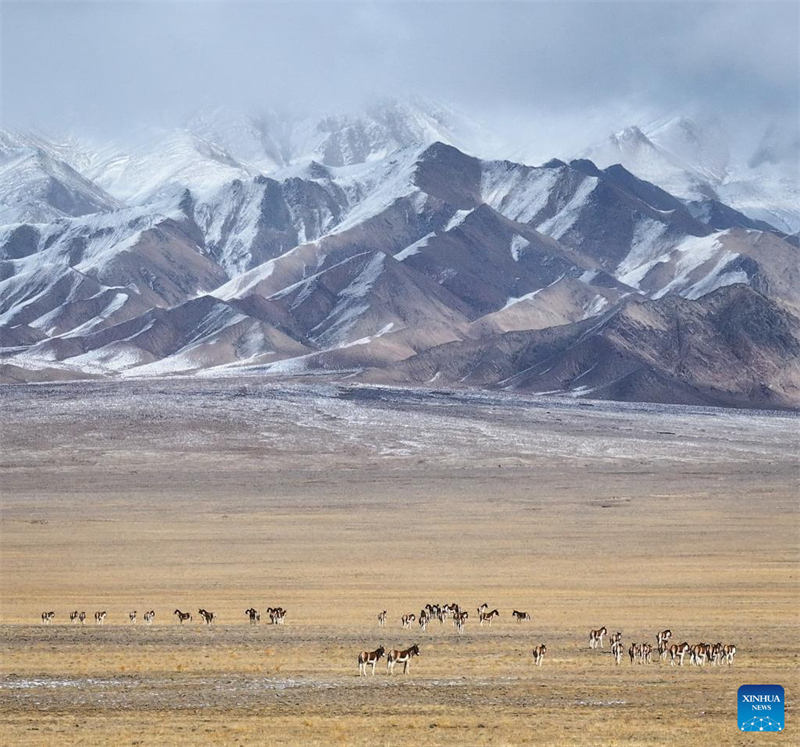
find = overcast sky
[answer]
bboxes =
[1,1,797,154]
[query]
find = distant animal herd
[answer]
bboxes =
[38,602,737,674]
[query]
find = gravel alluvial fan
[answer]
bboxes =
[0,99,798,408]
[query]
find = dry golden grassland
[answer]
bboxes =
[0,380,798,746]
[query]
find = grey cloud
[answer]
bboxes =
[1,1,797,154]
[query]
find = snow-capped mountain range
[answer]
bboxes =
[1,98,798,408]
[581,116,799,234]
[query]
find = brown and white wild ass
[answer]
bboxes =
[532,644,547,666]
[512,610,531,622]
[94,611,107,625]
[358,645,386,676]
[723,644,736,665]
[129,611,137,624]
[690,643,710,666]
[174,609,192,624]
[245,608,260,624]
[401,613,416,629]
[478,609,500,626]
[198,609,215,625]
[41,611,55,624]
[387,644,421,674]
[589,626,607,649]
[378,611,387,627]
[70,610,79,624]
[668,641,691,666]
[143,610,155,625]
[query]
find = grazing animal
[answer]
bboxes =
[656,629,672,654]
[94,611,107,625]
[129,611,137,624]
[378,611,387,627]
[478,609,500,626]
[723,644,736,666]
[143,611,155,625]
[198,609,215,625]
[401,613,416,629]
[387,644,421,674]
[589,626,607,649]
[629,643,639,664]
[245,608,260,625]
[419,612,429,632]
[41,611,55,625]
[358,645,385,676]
[174,609,192,624]
[454,610,468,633]
[612,640,624,665]
[512,610,531,622]
[78,611,86,625]
[70,611,79,624]
[691,643,710,666]
[640,642,653,664]
[532,644,547,666]
[478,603,489,615]
[669,641,691,666]
[610,631,622,646]
[266,607,286,625]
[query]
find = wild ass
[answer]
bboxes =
[358,645,386,676]
[668,642,691,666]
[387,644,421,675]
[589,626,607,649]
[174,609,192,624]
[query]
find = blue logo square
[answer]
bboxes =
[738,685,785,732]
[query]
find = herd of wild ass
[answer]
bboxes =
[41,606,287,627]
[39,603,736,674]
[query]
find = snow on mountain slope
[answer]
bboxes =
[1,115,797,403]
[186,97,494,173]
[647,116,730,183]
[583,117,800,233]
[580,125,717,201]
[85,129,256,205]
[716,163,800,235]
[0,202,226,337]
[0,135,120,224]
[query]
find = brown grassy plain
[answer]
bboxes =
[0,379,798,746]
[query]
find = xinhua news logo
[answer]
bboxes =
[738,685,785,732]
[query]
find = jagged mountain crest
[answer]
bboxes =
[0,104,797,408]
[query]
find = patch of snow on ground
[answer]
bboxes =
[510,234,530,261]
[396,233,434,261]
[481,161,560,224]
[443,209,472,232]
[651,232,729,299]
[615,217,673,282]
[536,176,598,239]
